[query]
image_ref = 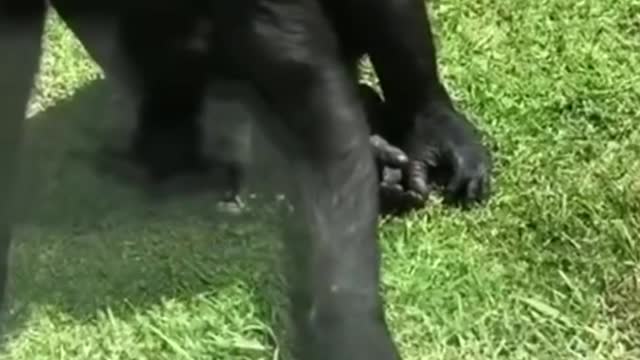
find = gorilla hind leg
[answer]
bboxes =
[130,80,209,181]
[221,1,402,358]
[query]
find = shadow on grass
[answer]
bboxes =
[2,78,293,357]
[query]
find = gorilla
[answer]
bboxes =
[0,1,492,360]
[50,0,491,212]
[50,4,425,212]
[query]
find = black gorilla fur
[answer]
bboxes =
[111,3,491,213]
[112,9,413,205]
[1,1,493,359]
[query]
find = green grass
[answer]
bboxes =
[2,1,640,359]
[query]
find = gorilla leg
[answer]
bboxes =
[131,80,209,180]
[0,1,47,308]
[50,7,247,200]
[113,10,215,182]
[200,82,255,204]
[223,1,400,358]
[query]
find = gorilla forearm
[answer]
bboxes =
[339,0,493,206]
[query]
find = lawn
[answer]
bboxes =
[2,1,640,359]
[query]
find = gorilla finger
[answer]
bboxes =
[379,185,404,215]
[442,181,468,206]
[444,166,465,197]
[381,182,403,192]
[382,167,403,186]
[447,171,492,207]
[380,186,425,216]
[465,178,483,203]
[405,189,426,207]
[475,175,492,203]
[403,160,429,196]
[459,164,492,204]
[370,135,409,168]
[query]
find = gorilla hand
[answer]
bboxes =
[401,105,492,207]
[361,82,433,215]
[370,134,424,215]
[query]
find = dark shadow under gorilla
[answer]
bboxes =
[0,80,290,356]
[1,1,494,360]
